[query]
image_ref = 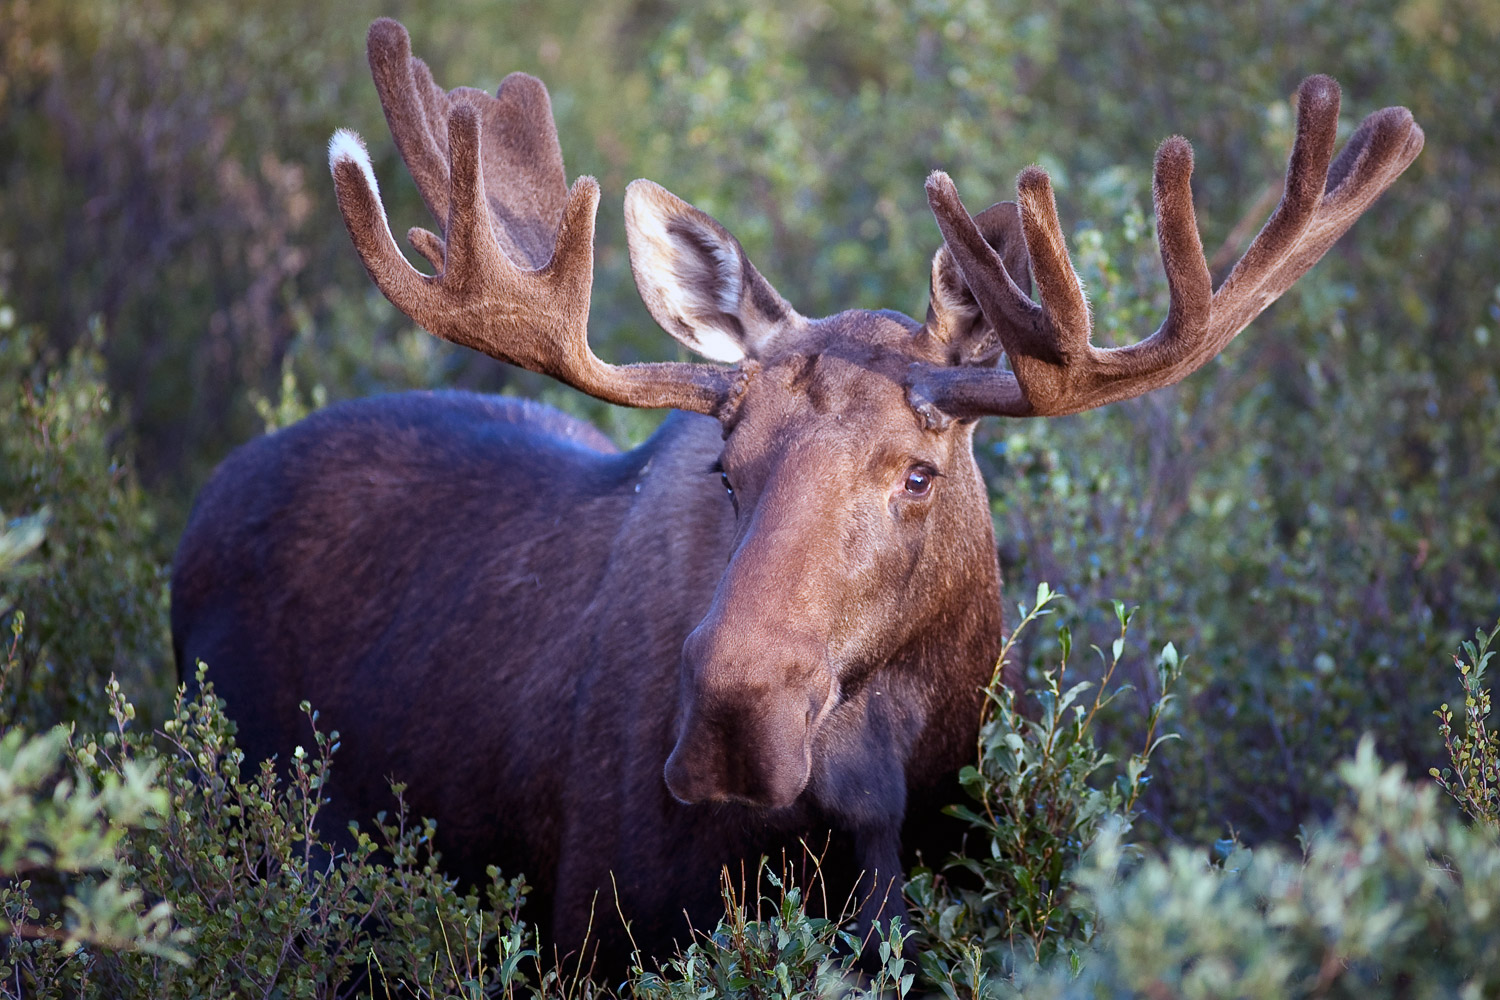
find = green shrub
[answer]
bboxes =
[0,725,189,979]
[1431,619,1500,831]
[1,442,185,983]
[628,864,911,1000]
[0,645,188,979]
[908,586,1181,995]
[1013,737,1500,1000]
[0,308,169,731]
[3,667,539,999]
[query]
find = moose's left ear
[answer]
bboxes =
[924,201,1032,366]
[625,180,800,363]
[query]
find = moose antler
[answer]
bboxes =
[911,75,1424,421]
[328,18,743,416]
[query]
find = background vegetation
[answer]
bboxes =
[2,0,1497,994]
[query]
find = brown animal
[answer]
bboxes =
[171,17,1422,971]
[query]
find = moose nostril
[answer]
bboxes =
[665,735,726,805]
[665,696,818,809]
[663,748,696,803]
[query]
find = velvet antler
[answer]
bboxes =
[910,76,1424,421]
[328,18,744,416]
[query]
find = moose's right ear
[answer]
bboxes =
[923,200,1033,367]
[625,180,800,363]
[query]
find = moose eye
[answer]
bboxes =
[903,464,936,497]
[721,470,734,496]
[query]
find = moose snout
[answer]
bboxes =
[665,629,832,809]
[664,700,814,808]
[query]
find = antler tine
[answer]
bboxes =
[1210,95,1424,337]
[923,173,1054,366]
[1213,76,1341,307]
[914,75,1423,421]
[366,18,453,232]
[919,134,1212,417]
[366,18,572,271]
[330,21,744,418]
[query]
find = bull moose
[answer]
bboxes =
[171,17,1423,971]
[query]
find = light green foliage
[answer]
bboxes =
[0,722,187,975]
[0,511,47,579]
[0,639,187,977]
[1432,619,1500,830]
[910,586,1181,993]
[1013,738,1500,1000]
[249,351,329,433]
[0,724,163,889]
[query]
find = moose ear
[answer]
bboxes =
[625,180,799,363]
[924,201,1032,366]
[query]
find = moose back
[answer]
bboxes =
[171,18,1422,970]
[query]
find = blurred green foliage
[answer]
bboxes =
[1,0,1499,982]
[0,302,168,731]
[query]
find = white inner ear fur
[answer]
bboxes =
[684,326,747,366]
[625,179,750,364]
[706,242,742,315]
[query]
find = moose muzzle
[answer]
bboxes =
[664,628,834,809]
